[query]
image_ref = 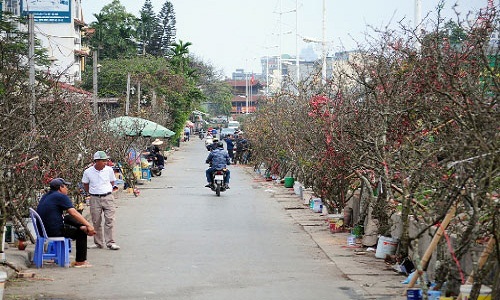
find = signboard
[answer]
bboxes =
[21,0,71,23]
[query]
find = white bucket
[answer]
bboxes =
[459,285,492,300]
[293,181,302,195]
[347,235,356,246]
[0,271,6,300]
[312,199,323,213]
[375,236,398,259]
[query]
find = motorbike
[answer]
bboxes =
[210,168,228,196]
[146,155,163,177]
[199,130,205,139]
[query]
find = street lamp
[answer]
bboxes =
[245,73,249,114]
[299,0,328,84]
[237,95,245,114]
[92,50,98,115]
[302,36,330,84]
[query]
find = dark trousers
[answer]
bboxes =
[156,154,165,168]
[63,215,87,262]
[206,167,230,184]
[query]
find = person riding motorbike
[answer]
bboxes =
[205,141,231,189]
[145,139,165,169]
[207,138,219,151]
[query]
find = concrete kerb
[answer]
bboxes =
[242,166,407,300]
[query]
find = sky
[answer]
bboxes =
[82,0,491,78]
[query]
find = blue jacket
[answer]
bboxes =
[224,138,234,150]
[206,148,230,169]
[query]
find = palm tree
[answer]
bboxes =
[169,40,194,76]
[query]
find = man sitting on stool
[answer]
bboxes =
[37,178,96,268]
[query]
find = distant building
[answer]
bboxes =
[260,53,335,93]
[226,77,264,115]
[231,69,247,81]
[2,0,89,84]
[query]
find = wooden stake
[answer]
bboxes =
[466,236,496,284]
[405,205,457,292]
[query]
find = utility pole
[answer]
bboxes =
[28,14,35,130]
[266,55,269,95]
[126,73,131,115]
[414,0,422,51]
[137,81,141,113]
[245,73,249,114]
[250,74,253,113]
[92,50,98,115]
[278,0,283,89]
[321,0,327,84]
[295,0,299,85]
[244,60,249,114]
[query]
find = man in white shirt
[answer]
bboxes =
[82,151,120,250]
[184,126,191,141]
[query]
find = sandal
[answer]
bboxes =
[72,261,92,268]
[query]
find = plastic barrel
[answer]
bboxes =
[427,291,441,300]
[406,289,422,300]
[284,177,294,188]
[375,236,398,259]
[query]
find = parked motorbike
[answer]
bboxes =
[210,168,227,196]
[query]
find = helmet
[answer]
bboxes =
[217,141,224,148]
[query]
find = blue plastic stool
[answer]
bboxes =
[48,240,71,253]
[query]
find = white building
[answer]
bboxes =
[2,0,88,84]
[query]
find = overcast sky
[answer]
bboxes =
[82,0,491,77]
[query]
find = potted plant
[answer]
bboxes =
[14,226,28,250]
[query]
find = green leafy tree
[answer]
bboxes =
[88,0,139,60]
[158,0,176,56]
[190,57,232,116]
[138,0,161,56]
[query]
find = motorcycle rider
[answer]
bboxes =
[205,141,231,189]
[205,132,213,150]
[145,139,165,169]
[208,138,219,151]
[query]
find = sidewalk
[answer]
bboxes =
[0,187,132,280]
[242,165,408,300]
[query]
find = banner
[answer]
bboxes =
[21,0,71,23]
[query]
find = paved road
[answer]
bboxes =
[5,138,368,300]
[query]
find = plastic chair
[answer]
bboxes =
[28,208,71,268]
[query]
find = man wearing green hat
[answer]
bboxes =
[82,151,120,250]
